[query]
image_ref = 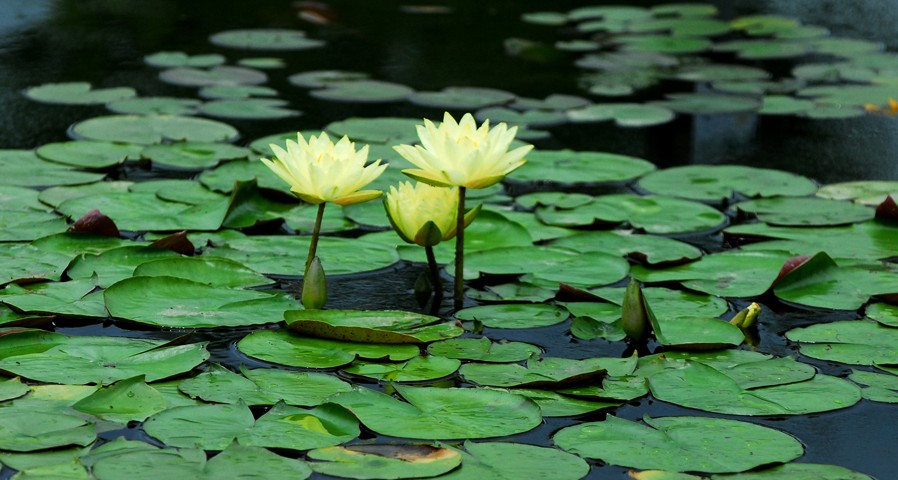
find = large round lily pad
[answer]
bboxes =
[638,165,817,201]
[554,415,803,473]
[237,329,419,369]
[786,320,898,365]
[178,364,351,406]
[72,115,239,145]
[285,309,462,343]
[511,149,655,184]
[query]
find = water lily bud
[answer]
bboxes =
[729,302,761,329]
[621,278,649,343]
[301,256,327,309]
[384,181,480,247]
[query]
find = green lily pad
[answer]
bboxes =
[106,97,202,116]
[735,197,874,226]
[408,87,516,110]
[651,93,761,114]
[144,51,225,67]
[65,246,181,287]
[311,80,414,103]
[511,149,655,184]
[0,210,68,242]
[460,245,628,288]
[461,356,634,388]
[145,401,358,451]
[178,364,352,406]
[199,84,279,99]
[714,39,809,59]
[456,303,569,329]
[105,276,294,328]
[198,98,299,120]
[773,252,898,310]
[643,357,860,415]
[57,191,229,231]
[343,355,461,382]
[0,244,71,285]
[0,186,46,211]
[133,256,272,289]
[0,331,209,384]
[711,463,875,479]
[198,159,291,194]
[203,234,398,276]
[159,66,267,87]
[24,82,135,105]
[90,441,312,480]
[0,277,107,319]
[867,302,898,327]
[816,181,898,206]
[426,337,541,362]
[726,221,898,262]
[474,106,567,128]
[554,415,803,473]
[673,64,770,82]
[631,250,792,297]
[72,375,167,423]
[0,408,95,452]
[759,95,816,115]
[37,181,133,208]
[238,329,419,369]
[330,385,541,439]
[507,388,620,417]
[36,141,143,170]
[0,150,106,187]
[438,441,589,480]
[209,29,324,50]
[130,179,226,205]
[849,369,898,403]
[566,103,676,127]
[140,142,251,170]
[285,309,462,343]
[630,17,730,36]
[786,320,898,365]
[0,377,29,402]
[309,445,462,479]
[325,116,422,145]
[638,165,817,201]
[72,115,239,145]
[617,35,712,54]
[548,230,702,266]
[288,70,369,88]
[537,194,727,234]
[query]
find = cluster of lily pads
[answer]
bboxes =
[514,3,898,122]
[1,5,898,480]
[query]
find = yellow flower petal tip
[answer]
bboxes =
[261,132,387,205]
[393,112,533,189]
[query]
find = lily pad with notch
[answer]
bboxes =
[0,276,107,319]
[455,303,569,329]
[36,141,143,170]
[342,355,461,383]
[285,309,462,344]
[141,142,252,170]
[734,197,873,226]
[178,364,352,406]
[459,246,629,288]
[427,337,541,363]
[72,115,239,145]
[567,103,676,127]
[198,98,300,120]
[0,150,106,187]
[311,80,415,103]
[24,82,135,105]
[460,355,636,388]
[511,149,655,184]
[786,319,898,365]
[773,252,898,310]
[237,329,420,369]
[133,256,272,289]
[308,444,461,479]
[408,87,516,110]
[438,441,589,480]
[638,165,818,201]
[209,28,324,50]
[106,97,202,116]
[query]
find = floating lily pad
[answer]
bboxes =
[508,388,620,417]
[0,330,209,384]
[786,320,898,365]
[537,194,727,234]
[439,441,589,480]
[426,337,541,363]
[199,159,290,194]
[618,35,712,54]
[0,277,107,318]
[199,84,279,99]
[0,210,68,242]
[773,252,898,310]
[629,17,730,36]
[866,302,898,327]
[308,445,461,480]
[178,364,351,406]
[72,115,239,145]
[57,191,230,231]
[512,149,655,184]
[461,356,633,388]
[549,230,702,266]
[209,29,324,50]
[105,276,294,328]
[285,309,462,344]
[311,81,414,103]
[330,385,541,439]
[460,246,629,288]
[72,375,167,423]
[198,98,299,120]
[0,408,95,452]
[144,51,226,68]
[673,64,770,82]
[567,103,675,127]
[638,165,817,201]
[36,141,142,170]
[816,181,898,206]
[24,82,135,105]
[456,303,569,329]
[159,66,267,87]
[145,401,358,451]
[343,355,461,383]
[0,150,106,187]
[0,186,45,211]
[849,369,898,403]
[65,245,181,287]
[408,87,516,110]
[140,142,251,170]
[237,329,419,369]
[106,97,202,116]
[735,197,873,226]
[554,415,803,473]
[759,95,816,115]
[714,39,809,59]
[0,243,71,285]
[726,221,898,262]
[631,250,792,297]
[710,463,875,479]
[132,256,271,289]
[37,181,133,207]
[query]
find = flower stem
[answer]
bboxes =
[305,203,326,275]
[425,245,443,295]
[454,187,466,310]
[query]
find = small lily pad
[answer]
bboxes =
[24,82,135,105]
[308,445,462,480]
[456,303,569,329]
[342,355,461,383]
[144,51,226,68]
[311,80,414,103]
[408,87,516,110]
[178,364,352,406]
[426,337,541,362]
[209,29,324,50]
[140,142,251,170]
[198,98,300,120]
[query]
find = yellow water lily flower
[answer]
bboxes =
[384,181,480,247]
[393,112,533,189]
[261,132,387,205]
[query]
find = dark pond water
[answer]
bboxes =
[2,1,898,479]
